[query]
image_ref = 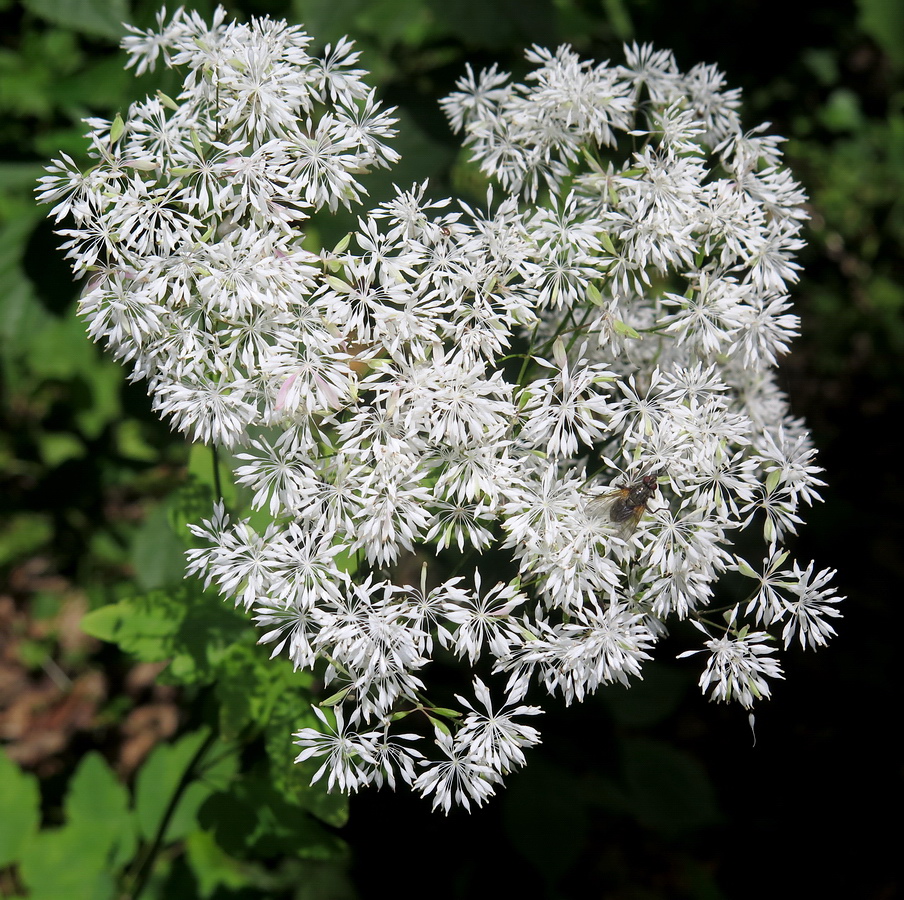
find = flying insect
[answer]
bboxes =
[587,474,659,534]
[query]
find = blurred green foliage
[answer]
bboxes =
[1,0,901,897]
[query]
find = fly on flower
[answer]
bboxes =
[587,474,659,534]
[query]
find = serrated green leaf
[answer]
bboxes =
[216,643,315,740]
[80,595,181,659]
[0,749,41,867]
[17,753,136,900]
[266,706,348,827]
[63,752,137,869]
[19,832,116,900]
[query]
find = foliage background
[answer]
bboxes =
[1,0,901,897]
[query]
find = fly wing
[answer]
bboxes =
[585,488,627,522]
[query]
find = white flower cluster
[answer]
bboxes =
[40,9,842,813]
[38,6,399,446]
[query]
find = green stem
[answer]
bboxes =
[211,444,223,502]
[122,729,218,900]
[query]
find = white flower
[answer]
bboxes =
[781,561,843,650]
[412,730,500,814]
[684,627,784,708]
[443,573,527,665]
[293,705,381,793]
[454,678,543,772]
[44,15,841,810]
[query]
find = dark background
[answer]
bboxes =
[2,0,901,897]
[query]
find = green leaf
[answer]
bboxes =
[19,833,116,900]
[63,752,137,869]
[0,513,52,568]
[0,749,41,867]
[215,643,313,739]
[857,0,904,69]
[22,0,129,40]
[135,729,237,844]
[18,753,135,900]
[82,584,253,686]
[132,502,188,590]
[266,705,349,827]
[601,662,691,728]
[38,432,85,466]
[80,595,181,659]
[199,775,349,860]
[620,736,721,835]
[184,830,248,898]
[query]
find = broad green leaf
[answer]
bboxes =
[18,754,134,900]
[135,731,239,846]
[199,773,349,860]
[266,705,349,827]
[80,595,181,659]
[19,831,116,900]
[81,585,252,685]
[601,662,692,727]
[22,0,129,40]
[132,502,188,590]
[135,729,211,842]
[0,749,41,867]
[0,513,52,568]
[63,751,137,869]
[13,304,97,381]
[620,736,721,835]
[857,0,904,68]
[216,643,314,739]
[184,830,248,898]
